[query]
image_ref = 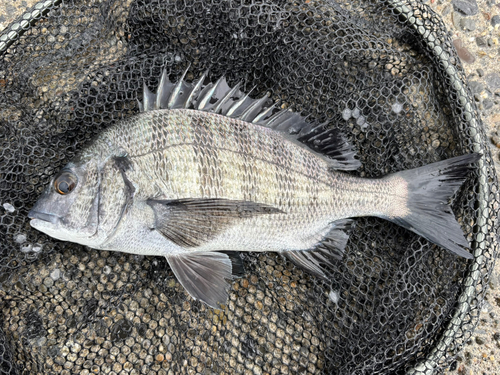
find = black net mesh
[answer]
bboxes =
[0,0,498,374]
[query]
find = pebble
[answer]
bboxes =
[50,269,61,280]
[483,99,494,109]
[15,234,27,244]
[453,39,476,63]
[2,202,15,212]
[492,15,500,27]
[452,12,463,30]
[442,5,452,17]
[485,73,500,90]
[452,0,479,16]
[476,68,484,77]
[328,290,339,304]
[475,337,485,345]
[391,102,403,114]
[475,36,487,47]
[469,81,484,94]
[460,18,476,31]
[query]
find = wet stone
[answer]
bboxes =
[460,18,476,31]
[492,15,500,27]
[453,39,476,63]
[485,73,500,90]
[452,0,479,16]
[483,99,494,110]
[476,37,487,47]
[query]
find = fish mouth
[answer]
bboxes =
[28,210,60,225]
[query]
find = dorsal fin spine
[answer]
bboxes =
[253,102,279,123]
[213,82,241,114]
[156,69,169,110]
[168,65,190,109]
[225,86,254,117]
[240,94,269,122]
[184,70,208,109]
[197,76,224,110]
[140,68,360,171]
[143,82,155,112]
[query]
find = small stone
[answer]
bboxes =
[15,234,27,244]
[485,73,500,90]
[460,18,476,31]
[452,0,479,16]
[341,108,351,120]
[50,269,61,280]
[475,37,487,47]
[483,99,494,110]
[475,337,484,345]
[20,244,32,253]
[492,15,500,27]
[2,203,15,212]
[488,133,498,147]
[392,102,403,114]
[442,5,452,17]
[487,38,494,47]
[476,69,484,77]
[469,81,484,94]
[452,12,463,30]
[328,290,339,304]
[453,39,475,63]
[493,333,500,341]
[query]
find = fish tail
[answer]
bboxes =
[386,153,481,259]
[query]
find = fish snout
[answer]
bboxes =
[28,210,60,224]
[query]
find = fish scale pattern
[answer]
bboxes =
[0,0,497,374]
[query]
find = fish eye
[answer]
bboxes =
[53,171,78,195]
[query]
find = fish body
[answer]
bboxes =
[82,109,402,255]
[29,69,479,308]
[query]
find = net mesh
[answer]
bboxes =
[0,0,498,374]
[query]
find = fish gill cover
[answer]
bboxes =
[0,0,497,374]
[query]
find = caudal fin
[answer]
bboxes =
[388,153,481,259]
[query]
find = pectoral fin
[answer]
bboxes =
[147,198,283,248]
[166,251,243,308]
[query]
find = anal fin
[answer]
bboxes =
[166,251,243,308]
[282,218,354,279]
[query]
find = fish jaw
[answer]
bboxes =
[29,214,96,246]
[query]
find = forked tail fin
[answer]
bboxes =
[387,153,481,259]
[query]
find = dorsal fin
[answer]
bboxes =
[138,67,360,171]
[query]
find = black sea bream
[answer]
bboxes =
[29,68,479,308]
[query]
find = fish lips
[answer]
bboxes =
[28,210,61,226]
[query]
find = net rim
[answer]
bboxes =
[386,0,495,373]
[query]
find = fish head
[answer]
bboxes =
[29,158,101,246]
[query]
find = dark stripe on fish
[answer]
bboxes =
[113,156,136,210]
[232,118,259,202]
[192,113,222,197]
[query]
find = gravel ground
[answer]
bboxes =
[1,0,499,374]
[435,1,500,374]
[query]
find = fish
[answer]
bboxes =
[28,67,480,308]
